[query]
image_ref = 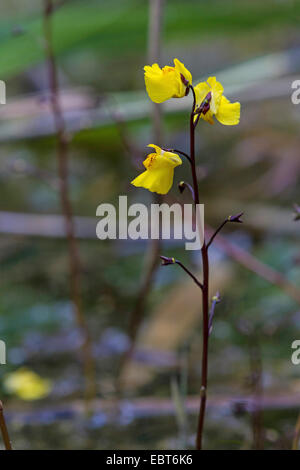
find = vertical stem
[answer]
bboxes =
[189,87,209,450]
[0,401,12,450]
[43,0,96,408]
[117,0,165,392]
[196,246,209,450]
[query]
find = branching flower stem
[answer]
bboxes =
[187,85,210,450]
[161,86,241,448]
[43,0,96,409]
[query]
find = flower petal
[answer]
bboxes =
[131,168,174,194]
[147,144,161,154]
[144,64,179,103]
[194,81,211,108]
[173,58,192,85]
[216,95,240,125]
[163,151,182,167]
[206,76,223,114]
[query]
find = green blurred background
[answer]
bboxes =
[0,0,300,450]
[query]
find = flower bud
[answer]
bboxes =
[212,291,221,303]
[228,212,243,223]
[160,255,176,266]
[178,181,186,194]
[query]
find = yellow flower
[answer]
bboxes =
[194,76,240,125]
[131,145,182,194]
[4,368,52,401]
[144,59,192,103]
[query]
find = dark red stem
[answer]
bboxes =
[188,85,210,450]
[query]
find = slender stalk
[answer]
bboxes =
[207,220,228,250]
[207,213,243,250]
[175,260,203,290]
[208,292,221,335]
[43,0,96,408]
[117,0,165,392]
[0,401,12,450]
[187,85,210,450]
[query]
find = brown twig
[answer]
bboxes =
[0,401,12,450]
[117,0,165,391]
[43,0,96,408]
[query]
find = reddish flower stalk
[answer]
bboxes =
[186,85,210,450]
[161,86,243,449]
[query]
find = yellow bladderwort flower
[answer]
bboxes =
[131,144,182,194]
[144,58,192,103]
[4,368,52,401]
[194,76,240,125]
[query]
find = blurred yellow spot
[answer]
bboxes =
[4,368,52,401]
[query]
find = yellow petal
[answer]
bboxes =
[201,109,214,125]
[132,168,175,195]
[194,81,211,108]
[173,58,192,85]
[206,76,223,113]
[144,64,179,103]
[162,151,182,167]
[216,95,240,125]
[147,144,161,154]
[131,148,182,194]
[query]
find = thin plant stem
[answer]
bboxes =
[207,220,229,250]
[0,401,12,450]
[207,213,243,250]
[43,0,96,408]
[174,260,203,290]
[117,0,164,392]
[187,85,210,450]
